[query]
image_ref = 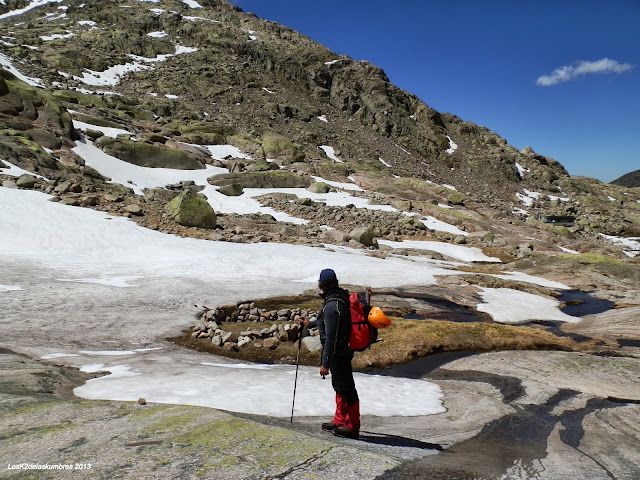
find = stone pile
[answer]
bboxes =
[191,303,320,352]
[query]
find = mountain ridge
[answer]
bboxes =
[611,169,640,188]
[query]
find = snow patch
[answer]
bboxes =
[41,353,81,359]
[40,31,73,41]
[0,53,44,87]
[74,361,445,417]
[0,284,24,292]
[378,157,392,168]
[311,176,363,192]
[182,0,203,8]
[74,44,197,86]
[0,160,48,179]
[599,234,640,257]
[319,145,343,163]
[445,136,458,154]
[476,287,578,324]
[0,0,63,21]
[72,119,132,138]
[71,139,226,195]
[515,162,529,177]
[206,145,252,160]
[57,276,140,287]
[378,239,500,263]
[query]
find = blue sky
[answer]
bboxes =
[230,0,639,183]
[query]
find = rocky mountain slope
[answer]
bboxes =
[1,0,639,256]
[611,169,640,188]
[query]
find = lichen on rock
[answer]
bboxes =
[165,189,217,229]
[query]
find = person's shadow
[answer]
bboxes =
[357,431,444,451]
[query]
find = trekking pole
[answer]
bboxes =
[290,324,304,423]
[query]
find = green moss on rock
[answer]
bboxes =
[96,137,205,170]
[261,133,303,160]
[447,192,464,206]
[165,190,217,229]
[208,170,310,189]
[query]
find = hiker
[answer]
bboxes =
[300,268,360,439]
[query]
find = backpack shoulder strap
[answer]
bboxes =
[323,294,348,308]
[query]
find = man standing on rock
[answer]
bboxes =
[300,269,360,439]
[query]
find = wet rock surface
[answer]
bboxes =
[376,351,640,480]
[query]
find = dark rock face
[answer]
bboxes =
[611,170,640,188]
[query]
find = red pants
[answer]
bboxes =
[332,393,360,432]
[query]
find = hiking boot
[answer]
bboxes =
[333,425,359,439]
[321,422,339,432]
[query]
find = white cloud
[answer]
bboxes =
[537,58,632,86]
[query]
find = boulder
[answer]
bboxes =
[54,182,71,194]
[302,336,322,352]
[349,226,378,248]
[95,136,205,170]
[221,332,238,345]
[26,128,62,150]
[320,229,350,244]
[208,171,309,189]
[261,133,304,161]
[81,196,99,206]
[287,324,300,341]
[307,182,331,194]
[104,194,124,202]
[296,198,314,206]
[448,192,465,206]
[218,183,244,196]
[223,342,239,351]
[126,204,143,216]
[165,190,217,229]
[16,174,38,189]
[263,337,280,350]
[245,159,277,172]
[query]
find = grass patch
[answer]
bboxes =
[352,318,580,369]
[558,253,626,266]
[170,317,582,372]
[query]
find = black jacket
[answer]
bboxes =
[309,287,351,369]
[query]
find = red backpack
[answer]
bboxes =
[348,289,378,352]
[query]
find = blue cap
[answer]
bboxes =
[318,269,337,285]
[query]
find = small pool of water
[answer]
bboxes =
[559,290,615,317]
[365,351,478,379]
[404,310,488,323]
[523,320,595,343]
